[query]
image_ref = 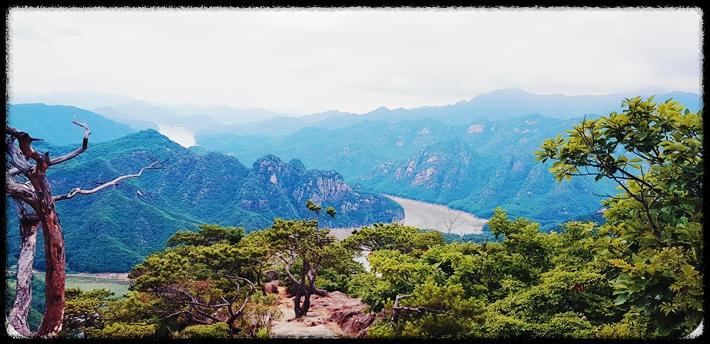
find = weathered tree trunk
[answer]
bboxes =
[293,260,310,318]
[291,260,327,318]
[30,170,67,337]
[8,198,40,337]
[5,127,67,337]
[5,117,163,338]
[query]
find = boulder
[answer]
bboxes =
[262,280,281,294]
[329,304,375,337]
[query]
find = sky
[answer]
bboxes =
[7,7,703,115]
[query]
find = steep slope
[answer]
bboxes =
[5,130,403,273]
[194,114,619,230]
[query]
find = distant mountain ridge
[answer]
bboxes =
[194,88,701,137]
[10,90,297,124]
[11,90,141,110]
[11,89,701,138]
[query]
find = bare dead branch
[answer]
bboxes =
[7,197,41,338]
[5,116,160,338]
[444,214,464,235]
[48,114,91,166]
[5,175,38,206]
[53,160,164,201]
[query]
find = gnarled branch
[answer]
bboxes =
[48,114,91,165]
[53,160,165,201]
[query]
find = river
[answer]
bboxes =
[157,125,196,148]
[333,195,489,271]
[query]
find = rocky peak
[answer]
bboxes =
[252,154,286,174]
[250,155,308,183]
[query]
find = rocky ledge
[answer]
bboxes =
[270,286,375,338]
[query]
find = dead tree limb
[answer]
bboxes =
[444,214,464,236]
[53,160,165,201]
[153,274,255,338]
[5,115,161,338]
[7,197,41,337]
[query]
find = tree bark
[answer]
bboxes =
[7,198,40,337]
[6,127,67,337]
[24,162,67,337]
[5,117,163,337]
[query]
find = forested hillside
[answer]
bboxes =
[5,129,403,273]
[45,96,700,339]
[196,114,619,230]
[6,96,702,339]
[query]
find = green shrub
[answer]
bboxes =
[180,322,230,339]
[90,323,155,339]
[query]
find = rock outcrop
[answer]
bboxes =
[329,304,376,337]
[270,288,375,338]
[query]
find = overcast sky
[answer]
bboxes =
[7,7,703,115]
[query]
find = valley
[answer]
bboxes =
[6,90,703,339]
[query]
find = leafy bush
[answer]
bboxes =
[178,322,230,339]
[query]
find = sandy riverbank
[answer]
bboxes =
[384,195,487,235]
[330,195,488,239]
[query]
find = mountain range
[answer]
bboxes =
[12,88,701,138]
[6,88,702,273]
[7,104,136,146]
[5,127,403,272]
[195,113,621,230]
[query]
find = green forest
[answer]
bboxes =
[5,127,403,273]
[5,96,703,338]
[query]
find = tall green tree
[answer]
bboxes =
[471,211,630,338]
[59,288,116,338]
[259,200,340,318]
[534,96,703,336]
[123,224,268,338]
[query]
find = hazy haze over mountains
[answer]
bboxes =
[11,88,702,137]
[5,87,702,272]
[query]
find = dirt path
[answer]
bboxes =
[270,286,363,338]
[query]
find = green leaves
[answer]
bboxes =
[306,199,322,215]
[166,224,245,247]
[342,222,436,253]
[532,96,704,337]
